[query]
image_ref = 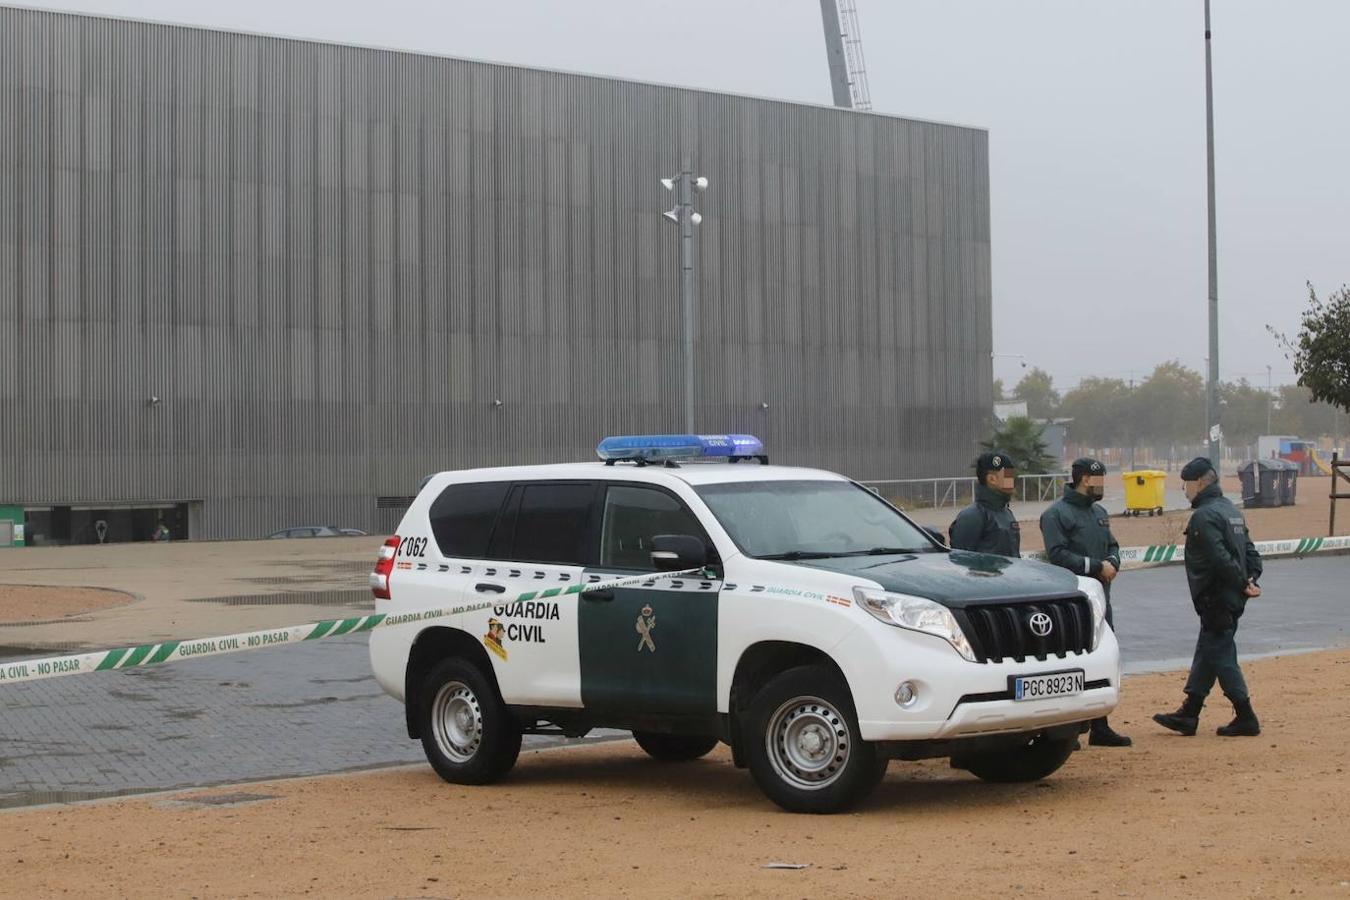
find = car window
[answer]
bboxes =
[599,485,706,570]
[503,482,596,565]
[429,482,511,558]
[695,480,932,558]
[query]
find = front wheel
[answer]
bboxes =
[633,731,719,761]
[744,665,886,814]
[418,658,522,785]
[953,732,1076,783]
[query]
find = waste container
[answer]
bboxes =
[1276,458,1299,506]
[1123,469,1167,516]
[1238,460,1282,509]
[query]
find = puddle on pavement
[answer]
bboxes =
[0,787,159,810]
[188,589,372,608]
[246,693,383,710]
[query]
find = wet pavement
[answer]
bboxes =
[0,555,1345,810]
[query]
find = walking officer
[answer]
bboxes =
[949,451,1020,556]
[1039,457,1131,747]
[1153,457,1263,737]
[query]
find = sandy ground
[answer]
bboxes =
[0,537,381,649]
[1019,475,1338,553]
[0,584,134,624]
[2,649,1347,898]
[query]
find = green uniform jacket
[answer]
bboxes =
[948,484,1021,556]
[1184,483,1263,620]
[1039,487,1121,590]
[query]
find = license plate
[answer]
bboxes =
[1013,670,1085,702]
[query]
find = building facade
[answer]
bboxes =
[0,6,993,543]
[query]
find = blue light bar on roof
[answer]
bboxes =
[596,433,765,462]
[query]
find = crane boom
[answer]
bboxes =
[819,0,873,111]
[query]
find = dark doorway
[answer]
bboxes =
[24,503,191,546]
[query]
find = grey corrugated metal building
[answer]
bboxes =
[0,5,992,544]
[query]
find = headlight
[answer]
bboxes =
[1077,576,1109,650]
[853,587,976,662]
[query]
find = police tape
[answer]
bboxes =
[1023,535,1350,569]
[0,567,707,688]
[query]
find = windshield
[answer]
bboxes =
[694,480,938,559]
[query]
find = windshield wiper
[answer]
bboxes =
[757,550,845,560]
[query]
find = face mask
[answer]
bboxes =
[1087,486,1105,501]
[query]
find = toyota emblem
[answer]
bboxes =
[1028,612,1053,637]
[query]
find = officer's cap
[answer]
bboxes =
[975,450,1016,478]
[1070,457,1106,484]
[1180,456,1215,481]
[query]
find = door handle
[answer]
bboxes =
[475,582,506,594]
[583,588,614,602]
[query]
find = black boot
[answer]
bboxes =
[1152,693,1204,736]
[1088,717,1132,747]
[1216,699,1260,737]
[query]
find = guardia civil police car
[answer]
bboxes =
[369,435,1121,813]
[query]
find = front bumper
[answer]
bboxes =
[832,620,1122,742]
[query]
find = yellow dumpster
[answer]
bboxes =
[1123,469,1167,517]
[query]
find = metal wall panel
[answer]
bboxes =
[0,6,993,540]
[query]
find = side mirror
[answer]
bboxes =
[922,526,948,547]
[651,534,707,572]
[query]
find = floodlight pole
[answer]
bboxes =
[679,155,696,434]
[662,156,705,434]
[1204,0,1221,466]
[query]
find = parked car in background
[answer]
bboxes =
[267,526,368,539]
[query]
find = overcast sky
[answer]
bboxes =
[23,0,1350,394]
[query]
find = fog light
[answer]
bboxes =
[895,681,918,707]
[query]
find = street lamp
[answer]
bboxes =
[1204,0,1222,466]
[661,156,708,434]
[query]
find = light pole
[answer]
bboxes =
[1266,364,1273,434]
[662,156,708,434]
[1204,0,1222,466]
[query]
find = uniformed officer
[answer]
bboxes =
[1153,457,1263,737]
[1040,457,1131,747]
[948,450,1020,556]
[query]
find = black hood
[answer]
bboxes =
[795,550,1081,607]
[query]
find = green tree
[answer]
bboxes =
[1012,368,1060,419]
[1134,361,1205,446]
[1059,377,1131,447]
[982,416,1055,474]
[1273,384,1344,438]
[1219,379,1273,446]
[1272,283,1350,413]
[993,378,1005,402]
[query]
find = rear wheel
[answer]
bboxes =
[632,731,719,762]
[417,658,521,785]
[953,732,1076,783]
[744,665,886,814]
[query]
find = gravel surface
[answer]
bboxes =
[2,649,1347,898]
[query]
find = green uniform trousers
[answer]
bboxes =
[1183,621,1249,703]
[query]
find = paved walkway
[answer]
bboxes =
[903,485,1189,531]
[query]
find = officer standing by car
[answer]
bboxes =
[949,451,1020,556]
[1153,457,1263,737]
[1039,457,1131,747]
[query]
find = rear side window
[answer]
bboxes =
[429,482,510,558]
[504,482,596,565]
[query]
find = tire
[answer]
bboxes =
[954,732,1076,783]
[632,731,720,762]
[743,664,886,814]
[417,657,522,785]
